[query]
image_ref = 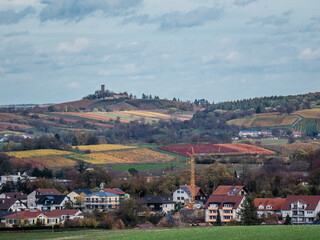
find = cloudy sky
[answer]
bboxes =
[0,0,319,105]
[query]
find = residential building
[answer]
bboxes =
[4,209,83,227]
[212,185,248,196]
[67,190,92,207]
[0,198,28,212]
[204,195,245,223]
[0,172,36,186]
[0,192,27,204]
[142,196,175,214]
[239,130,272,138]
[281,195,320,224]
[173,185,206,206]
[84,191,120,210]
[254,198,286,217]
[36,195,71,211]
[27,188,63,209]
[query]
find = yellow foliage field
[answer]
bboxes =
[26,156,77,167]
[73,148,176,164]
[74,144,136,152]
[7,149,73,158]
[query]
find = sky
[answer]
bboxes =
[0,0,320,105]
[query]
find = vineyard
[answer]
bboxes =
[0,113,23,121]
[0,122,31,131]
[227,113,298,128]
[6,149,73,158]
[71,148,176,164]
[74,144,136,152]
[158,143,275,156]
[295,108,320,118]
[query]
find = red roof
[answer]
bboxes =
[204,195,244,209]
[45,209,81,217]
[37,188,63,195]
[212,185,246,196]
[5,210,44,219]
[281,195,320,211]
[102,188,126,196]
[254,198,286,211]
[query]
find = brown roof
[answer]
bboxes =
[37,189,63,195]
[204,195,245,209]
[178,185,206,197]
[0,198,25,210]
[102,188,126,196]
[1,192,27,199]
[212,185,246,196]
[281,195,320,211]
[254,198,286,211]
[45,209,81,217]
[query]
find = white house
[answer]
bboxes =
[254,198,286,217]
[281,195,320,224]
[0,198,28,212]
[142,196,175,214]
[173,185,206,206]
[27,188,63,209]
[36,195,71,211]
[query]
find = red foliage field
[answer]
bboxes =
[158,143,275,156]
[10,158,45,168]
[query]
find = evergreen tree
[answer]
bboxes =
[238,195,259,225]
[284,214,291,225]
[216,210,222,226]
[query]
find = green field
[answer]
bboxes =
[1,225,320,240]
[112,163,186,171]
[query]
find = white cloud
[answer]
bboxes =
[66,81,80,89]
[57,38,89,53]
[298,48,320,60]
[225,51,240,60]
[98,63,140,76]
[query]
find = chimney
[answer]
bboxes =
[101,84,105,93]
[18,172,20,176]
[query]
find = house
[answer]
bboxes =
[204,195,245,223]
[291,172,309,185]
[0,192,27,204]
[36,195,71,211]
[4,209,54,227]
[67,190,92,207]
[142,196,175,214]
[27,188,63,209]
[0,198,28,212]
[0,172,36,186]
[254,198,286,217]
[45,209,84,224]
[173,185,206,206]
[292,131,302,138]
[281,195,320,224]
[211,185,248,196]
[4,209,83,227]
[84,191,120,211]
[101,188,129,201]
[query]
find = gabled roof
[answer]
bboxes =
[36,188,63,195]
[74,189,92,195]
[204,195,245,209]
[86,192,118,198]
[1,192,27,199]
[212,185,247,196]
[36,195,68,205]
[45,209,82,217]
[254,198,286,211]
[102,188,126,196]
[5,210,44,219]
[142,196,175,204]
[176,185,206,197]
[0,198,25,210]
[281,195,320,211]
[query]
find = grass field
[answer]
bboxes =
[112,163,186,171]
[1,225,320,240]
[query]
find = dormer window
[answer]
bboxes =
[266,205,272,210]
[259,205,264,209]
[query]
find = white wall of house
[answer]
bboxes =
[281,200,320,224]
[162,203,175,213]
[173,188,191,205]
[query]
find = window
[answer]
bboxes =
[224,203,233,208]
[177,191,180,193]
[224,210,232,214]
[177,197,180,200]
[307,211,313,214]
[210,216,216,220]
[181,197,184,200]
[224,216,232,220]
[109,198,112,203]
[210,210,217,214]
[266,205,272,210]
[101,198,105,202]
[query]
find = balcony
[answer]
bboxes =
[208,206,218,210]
[222,207,233,210]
